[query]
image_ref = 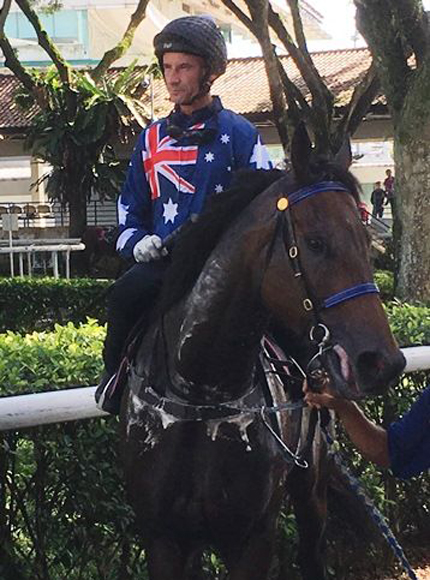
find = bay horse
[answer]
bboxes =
[119,126,405,580]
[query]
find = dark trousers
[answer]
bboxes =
[103,260,168,374]
[372,204,384,219]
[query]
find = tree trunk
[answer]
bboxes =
[392,62,430,302]
[68,186,88,239]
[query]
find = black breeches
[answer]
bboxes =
[103,260,168,374]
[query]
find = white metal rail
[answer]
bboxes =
[0,242,85,278]
[0,346,429,432]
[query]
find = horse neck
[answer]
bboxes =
[168,247,267,403]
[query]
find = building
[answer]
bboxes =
[1,0,328,67]
[0,47,394,230]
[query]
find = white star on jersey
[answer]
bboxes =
[215,184,224,193]
[220,134,230,144]
[163,198,178,224]
[205,152,215,162]
[250,137,271,169]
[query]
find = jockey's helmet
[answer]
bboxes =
[153,16,228,78]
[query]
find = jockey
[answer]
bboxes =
[95,15,272,415]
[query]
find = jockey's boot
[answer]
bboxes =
[95,371,122,416]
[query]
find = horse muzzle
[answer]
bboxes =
[322,344,406,399]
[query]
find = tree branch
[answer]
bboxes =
[268,4,334,150]
[0,0,12,33]
[276,55,310,122]
[221,0,257,35]
[389,0,429,66]
[268,6,331,102]
[91,0,151,82]
[286,0,308,57]
[333,62,380,149]
[222,0,289,151]
[0,35,41,102]
[15,0,71,86]
[354,0,411,113]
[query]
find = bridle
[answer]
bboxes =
[266,179,379,384]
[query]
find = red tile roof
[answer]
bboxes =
[0,74,40,131]
[0,47,384,133]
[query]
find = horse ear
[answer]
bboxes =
[334,137,352,171]
[291,122,312,181]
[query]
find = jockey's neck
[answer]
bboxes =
[179,93,213,116]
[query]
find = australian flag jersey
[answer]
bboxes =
[116,97,272,258]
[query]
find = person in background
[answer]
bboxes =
[95,15,272,415]
[358,200,370,225]
[370,181,386,219]
[304,383,430,479]
[383,168,395,213]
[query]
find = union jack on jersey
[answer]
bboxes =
[142,124,203,199]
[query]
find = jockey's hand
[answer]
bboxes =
[133,235,168,263]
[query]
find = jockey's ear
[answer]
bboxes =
[291,122,312,182]
[334,137,352,171]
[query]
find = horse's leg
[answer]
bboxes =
[146,539,204,580]
[146,538,188,580]
[221,523,277,580]
[288,466,328,580]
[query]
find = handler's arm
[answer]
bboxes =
[304,388,390,468]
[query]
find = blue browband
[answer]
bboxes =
[281,180,380,310]
[323,282,380,309]
[288,181,351,206]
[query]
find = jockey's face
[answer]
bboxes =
[163,52,213,114]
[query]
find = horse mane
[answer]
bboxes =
[156,158,361,317]
[157,169,284,315]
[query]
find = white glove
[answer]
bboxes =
[133,235,167,263]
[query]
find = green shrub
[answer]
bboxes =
[0,277,111,333]
[0,321,149,580]
[374,270,394,300]
[0,319,105,396]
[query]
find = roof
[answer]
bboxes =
[0,74,40,131]
[148,47,383,121]
[0,47,384,133]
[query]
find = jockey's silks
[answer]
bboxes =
[116,97,272,258]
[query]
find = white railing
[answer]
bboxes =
[0,241,85,278]
[0,346,429,432]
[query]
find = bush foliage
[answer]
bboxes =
[0,279,428,579]
[0,277,111,333]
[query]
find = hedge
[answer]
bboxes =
[0,277,111,333]
[0,321,150,580]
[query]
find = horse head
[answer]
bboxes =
[254,124,405,398]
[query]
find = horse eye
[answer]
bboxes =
[305,237,325,254]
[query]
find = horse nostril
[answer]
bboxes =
[356,350,405,393]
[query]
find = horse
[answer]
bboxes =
[118,125,405,580]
